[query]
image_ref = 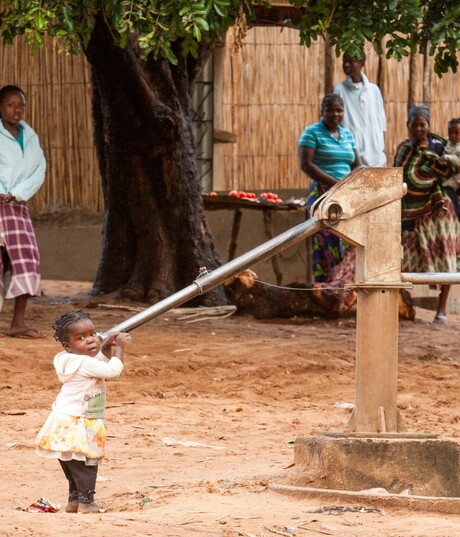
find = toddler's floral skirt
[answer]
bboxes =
[35,411,106,462]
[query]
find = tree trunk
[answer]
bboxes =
[324,34,334,94]
[422,50,432,106]
[84,16,228,306]
[408,51,417,110]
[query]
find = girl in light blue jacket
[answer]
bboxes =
[0,85,47,338]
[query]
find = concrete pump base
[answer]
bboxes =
[270,435,460,514]
[269,482,460,515]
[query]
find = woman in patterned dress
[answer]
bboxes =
[298,93,362,282]
[394,105,459,324]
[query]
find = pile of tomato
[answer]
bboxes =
[227,190,283,203]
[228,190,257,200]
[259,192,283,203]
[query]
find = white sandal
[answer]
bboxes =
[433,314,448,324]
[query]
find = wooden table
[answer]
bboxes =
[203,194,305,284]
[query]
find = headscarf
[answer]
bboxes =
[408,104,430,125]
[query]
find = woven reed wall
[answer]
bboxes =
[1,29,459,212]
[221,26,460,191]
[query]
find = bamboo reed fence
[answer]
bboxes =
[0,28,459,213]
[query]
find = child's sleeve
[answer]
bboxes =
[443,152,460,166]
[79,354,124,379]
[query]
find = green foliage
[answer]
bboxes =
[0,1,459,75]
[293,0,460,76]
[0,0,235,61]
[423,1,460,75]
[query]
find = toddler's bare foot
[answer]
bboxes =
[65,500,79,513]
[77,502,105,514]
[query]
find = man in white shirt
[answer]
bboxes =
[333,52,387,167]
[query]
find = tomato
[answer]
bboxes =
[259,191,282,203]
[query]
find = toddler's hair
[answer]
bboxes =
[448,117,460,130]
[53,310,93,343]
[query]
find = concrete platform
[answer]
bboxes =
[288,435,460,498]
[269,482,460,515]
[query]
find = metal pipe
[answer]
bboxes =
[99,216,321,338]
[402,272,460,285]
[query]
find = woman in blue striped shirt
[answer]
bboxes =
[299,94,361,282]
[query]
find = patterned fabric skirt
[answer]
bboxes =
[310,230,346,283]
[402,201,459,273]
[0,197,41,299]
[307,181,346,283]
[35,411,106,462]
[313,246,357,312]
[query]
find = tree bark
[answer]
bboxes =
[408,51,417,110]
[422,50,432,106]
[83,16,228,305]
[324,34,334,94]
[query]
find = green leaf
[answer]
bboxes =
[61,6,73,31]
[195,17,209,30]
[35,15,45,30]
[192,25,201,41]
[33,29,43,46]
[163,44,178,65]
[213,3,225,17]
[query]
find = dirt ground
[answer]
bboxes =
[0,280,459,537]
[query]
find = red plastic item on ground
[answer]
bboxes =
[27,497,61,513]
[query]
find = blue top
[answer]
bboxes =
[298,119,357,180]
[15,125,24,151]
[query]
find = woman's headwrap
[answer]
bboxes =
[408,104,430,124]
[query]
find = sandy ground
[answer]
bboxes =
[0,280,459,536]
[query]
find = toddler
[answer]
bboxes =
[35,310,130,514]
[442,117,460,219]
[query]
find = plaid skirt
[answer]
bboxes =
[402,201,459,273]
[0,196,41,299]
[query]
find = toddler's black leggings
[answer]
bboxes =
[59,459,98,504]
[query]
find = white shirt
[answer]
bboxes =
[52,351,124,418]
[333,73,387,167]
[443,141,460,189]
